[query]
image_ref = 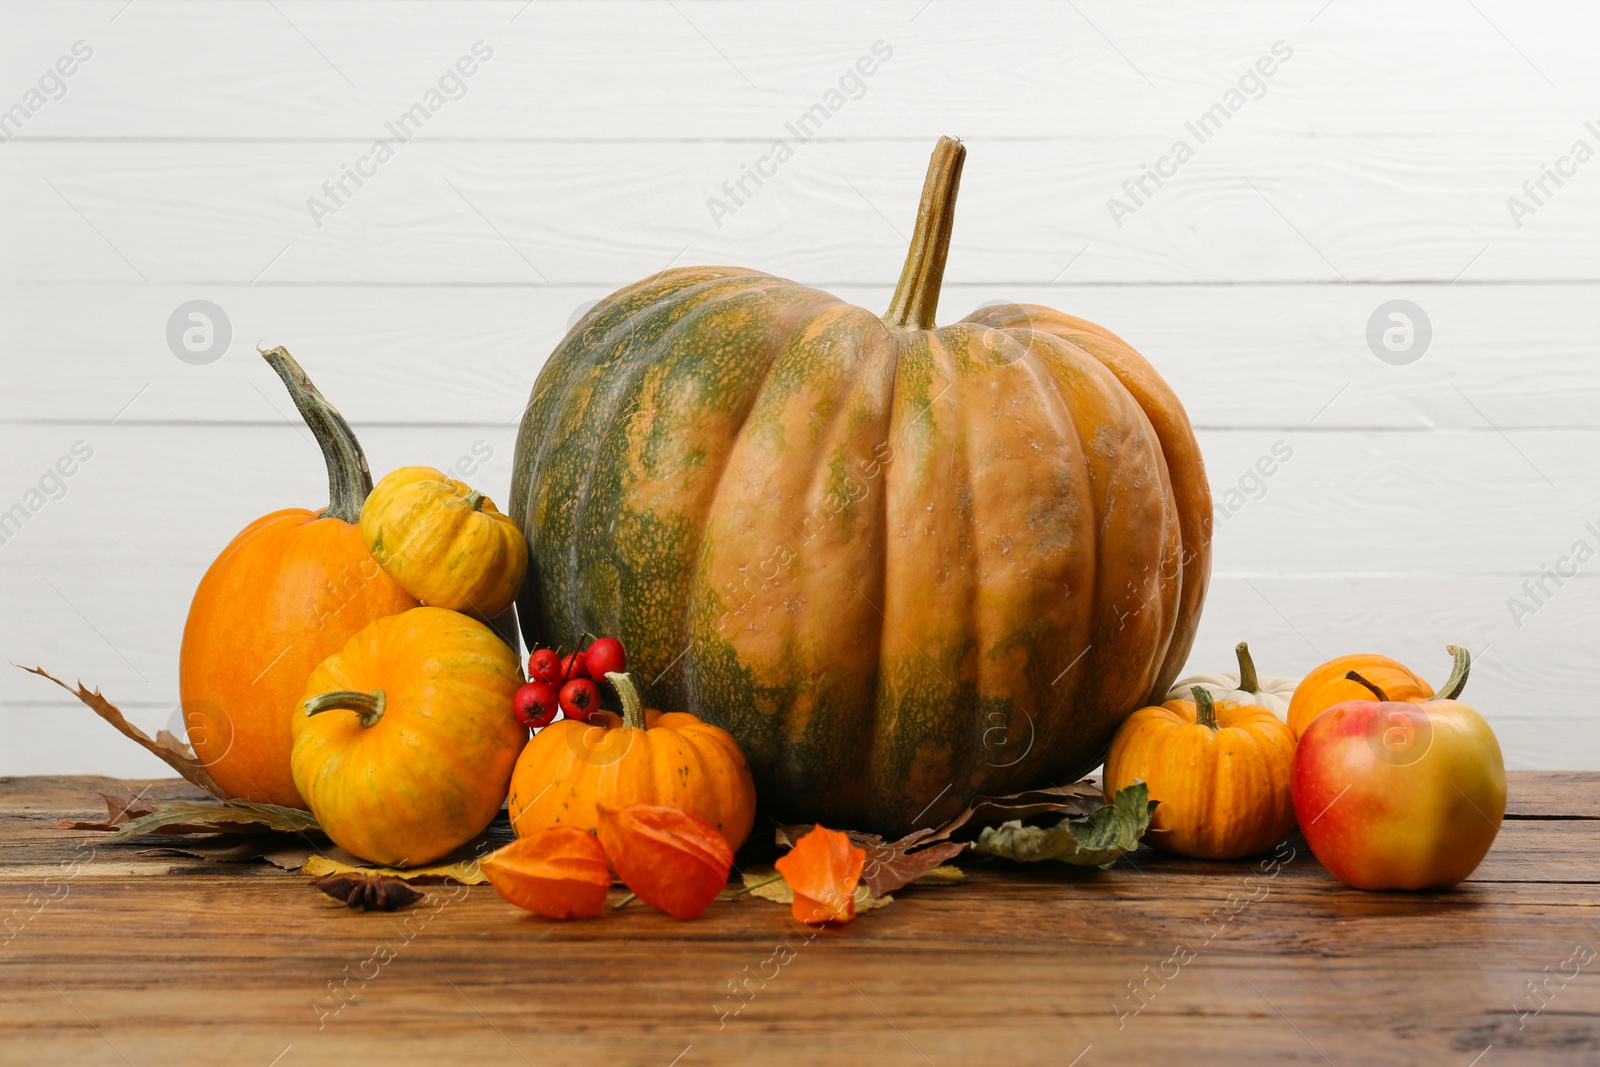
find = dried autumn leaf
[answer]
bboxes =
[303,853,488,886]
[775,825,866,925]
[596,804,732,920]
[316,872,425,911]
[59,792,159,831]
[913,865,965,886]
[770,826,959,896]
[480,827,611,919]
[740,866,893,912]
[955,781,1106,837]
[138,838,316,868]
[972,781,1156,867]
[23,667,228,800]
[859,838,965,896]
[105,799,320,840]
[772,780,1100,895]
[741,867,794,903]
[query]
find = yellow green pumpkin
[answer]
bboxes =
[291,606,526,866]
[360,466,527,616]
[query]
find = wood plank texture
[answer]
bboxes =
[1,0,1592,141]
[6,137,1599,286]
[0,773,1596,1066]
[5,284,1598,430]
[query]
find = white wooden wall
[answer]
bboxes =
[4,0,1597,777]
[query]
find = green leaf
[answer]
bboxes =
[971,781,1156,868]
[107,800,321,840]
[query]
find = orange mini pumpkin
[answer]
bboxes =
[507,672,756,851]
[180,347,417,808]
[1287,646,1469,738]
[1103,687,1297,860]
[291,607,526,866]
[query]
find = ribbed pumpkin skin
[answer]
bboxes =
[181,347,420,808]
[181,511,418,809]
[1287,654,1434,738]
[511,140,1209,835]
[507,709,756,851]
[1104,696,1297,859]
[361,465,527,616]
[511,265,1210,834]
[290,607,526,866]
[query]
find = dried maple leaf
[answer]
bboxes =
[315,872,425,911]
[22,667,228,800]
[775,825,866,924]
[59,792,159,831]
[858,837,965,896]
[596,804,733,920]
[479,828,611,920]
[773,780,1101,895]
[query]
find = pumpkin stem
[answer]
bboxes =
[1344,671,1390,702]
[260,345,372,524]
[464,490,487,512]
[1235,642,1261,693]
[883,136,966,331]
[1192,686,1219,731]
[304,689,386,729]
[605,671,647,731]
[1436,645,1471,700]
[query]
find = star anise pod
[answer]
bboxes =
[315,872,424,911]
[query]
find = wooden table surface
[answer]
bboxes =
[1,772,1597,1066]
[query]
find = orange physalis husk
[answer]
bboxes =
[479,826,611,920]
[595,803,733,920]
[774,824,866,925]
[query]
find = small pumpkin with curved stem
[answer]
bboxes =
[360,466,528,616]
[1104,686,1298,860]
[180,347,417,808]
[291,606,526,867]
[1287,646,1470,738]
[1168,642,1298,721]
[507,671,756,851]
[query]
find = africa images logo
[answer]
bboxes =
[305,41,494,228]
[1105,40,1294,228]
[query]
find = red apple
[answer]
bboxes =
[1293,681,1505,890]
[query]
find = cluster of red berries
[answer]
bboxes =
[512,635,626,729]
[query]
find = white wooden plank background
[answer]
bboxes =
[3,0,1598,777]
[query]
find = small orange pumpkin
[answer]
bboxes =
[1287,646,1468,738]
[360,466,528,617]
[1103,686,1297,860]
[507,672,756,851]
[180,347,417,808]
[291,606,526,866]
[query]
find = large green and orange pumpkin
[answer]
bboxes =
[510,138,1212,834]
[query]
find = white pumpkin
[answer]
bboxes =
[1167,642,1299,722]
